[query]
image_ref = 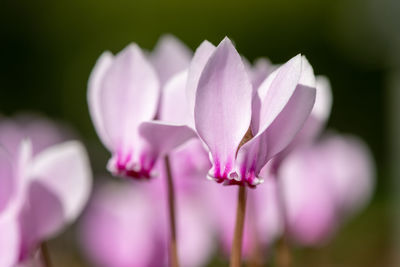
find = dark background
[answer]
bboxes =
[1,0,398,266]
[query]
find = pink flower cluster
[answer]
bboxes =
[81,35,375,266]
[0,115,92,266]
[0,34,375,267]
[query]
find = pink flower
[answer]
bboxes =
[88,37,195,180]
[278,134,375,246]
[80,182,159,267]
[190,37,316,187]
[0,139,92,266]
[80,139,216,267]
[0,114,74,157]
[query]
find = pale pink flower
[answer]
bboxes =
[80,139,216,267]
[278,134,375,246]
[0,139,92,266]
[190,37,316,187]
[88,37,195,180]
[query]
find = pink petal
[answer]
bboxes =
[18,182,64,259]
[299,56,316,87]
[87,52,114,150]
[287,75,332,146]
[150,34,192,85]
[251,54,302,135]
[139,121,196,158]
[237,84,316,186]
[0,216,19,267]
[159,70,190,124]
[27,141,92,241]
[99,44,160,152]
[186,40,216,128]
[194,37,252,181]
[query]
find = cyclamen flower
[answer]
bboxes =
[0,140,92,267]
[190,37,317,186]
[278,134,375,245]
[88,36,195,180]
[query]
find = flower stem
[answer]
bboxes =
[230,186,247,267]
[40,242,52,267]
[164,156,180,267]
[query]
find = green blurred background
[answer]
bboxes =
[0,0,398,266]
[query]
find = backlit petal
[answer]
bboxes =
[28,141,92,240]
[151,34,192,85]
[194,37,252,180]
[100,44,160,152]
[139,121,196,157]
[186,40,216,128]
[87,52,114,150]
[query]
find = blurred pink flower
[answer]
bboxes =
[191,37,316,187]
[0,139,92,266]
[278,134,375,246]
[0,114,74,157]
[81,139,216,267]
[88,36,195,180]
[80,182,159,267]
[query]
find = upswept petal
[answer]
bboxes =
[194,37,252,180]
[28,141,92,239]
[186,40,216,128]
[299,56,316,87]
[251,54,302,134]
[289,75,332,145]
[237,84,316,185]
[100,44,160,152]
[139,121,196,158]
[160,70,190,124]
[150,34,192,85]
[87,52,114,150]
